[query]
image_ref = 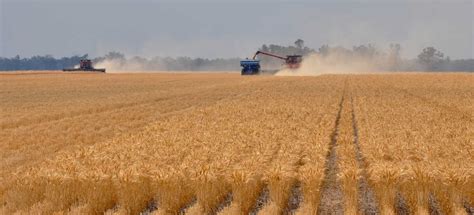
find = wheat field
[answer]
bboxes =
[0,72,472,215]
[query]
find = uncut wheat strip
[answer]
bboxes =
[8,80,262,213]
[381,73,474,114]
[0,75,213,128]
[0,81,254,172]
[181,85,296,213]
[0,76,258,152]
[181,100,280,214]
[352,74,470,214]
[256,166,298,215]
[0,73,248,128]
[396,81,471,214]
[216,131,279,214]
[0,115,199,211]
[0,77,262,176]
[2,75,340,213]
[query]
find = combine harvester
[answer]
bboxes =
[63,59,106,73]
[240,51,302,75]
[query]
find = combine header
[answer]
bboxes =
[240,51,302,75]
[63,59,106,73]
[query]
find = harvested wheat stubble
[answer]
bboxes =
[0,72,472,215]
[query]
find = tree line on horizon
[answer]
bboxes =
[0,40,472,71]
[256,40,473,72]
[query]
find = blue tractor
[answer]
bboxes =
[240,59,261,75]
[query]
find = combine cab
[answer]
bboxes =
[63,59,106,73]
[285,55,303,69]
[240,51,302,75]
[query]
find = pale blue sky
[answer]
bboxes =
[1,0,472,59]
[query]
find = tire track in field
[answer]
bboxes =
[140,199,158,215]
[395,193,410,215]
[179,197,197,214]
[428,194,442,215]
[284,181,302,215]
[249,186,270,215]
[349,95,379,215]
[211,192,233,215]
[317,81,346,215]
[463,201,474,214]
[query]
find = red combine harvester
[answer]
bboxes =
[63,59,106,73]
[240,51,302,75]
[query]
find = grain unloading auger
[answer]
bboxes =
[240,51,303,75]
[63,59,106,73]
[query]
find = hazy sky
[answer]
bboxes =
[1,0,473,59]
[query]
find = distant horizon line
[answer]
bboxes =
[2,54,473,61]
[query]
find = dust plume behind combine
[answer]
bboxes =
[96,53,383,75]
[93,59,148,73]
[90,56,240,73]
[276,53,379,76]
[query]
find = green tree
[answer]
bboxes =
[417,47,444,70]
[294,39,304,49]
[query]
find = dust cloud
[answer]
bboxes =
[275,53,379,76]
[91,56,239,72]
[93,59,148,73]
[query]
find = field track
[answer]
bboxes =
[0,72,472,214]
